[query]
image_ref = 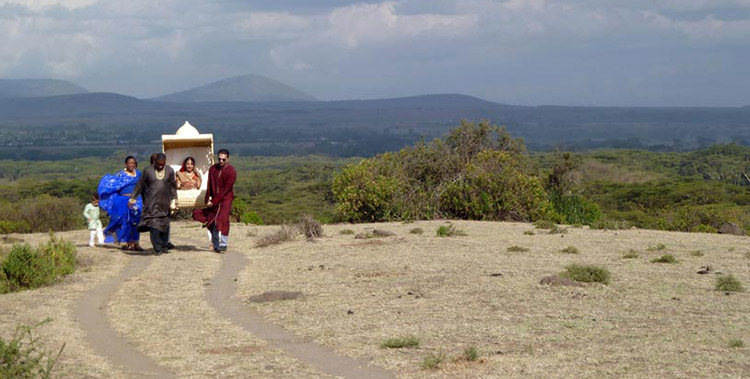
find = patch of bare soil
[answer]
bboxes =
[236,220,750,378]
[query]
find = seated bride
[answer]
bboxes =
[176,156,202,190]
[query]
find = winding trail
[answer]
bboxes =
[207,250,395,379]
[74,254,174,378]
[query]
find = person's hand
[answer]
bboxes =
[170,199,177,211]
[206,201,213,208]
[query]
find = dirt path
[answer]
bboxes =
[74,254,175,378]
[207,250,395,379]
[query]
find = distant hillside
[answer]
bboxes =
[153,74,316,103]
[0,78,88,99]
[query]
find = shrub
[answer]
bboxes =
[590,218,632,230]
[230,198,248,222]
[533,219,556,229]
[646,243,667,251]
[729,338,745,348]
[715,275,744,293]
[560,264,611,285]
[297,214,323,239]
[0,319,64,378]
[333,121,556,223]
[691,224,717,233]
[560,246,579,254]
[1,235,76,293]
[507,246,529,252]
[339,229,355,235]
[0,196,81,233]
[523,230,535,235]
[421,352,445,370]
[409,228,424,235]
[549,193,603,225]
[651,254,677,263]
[381,336,420,349]
[436,224,466,237]
[255,225,298,248]
[463,346,480,362]
[548,224,568,234]
[622,249,639,259]
[689,250,704,257]
[241,211,264,225]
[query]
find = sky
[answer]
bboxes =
[1,0,749,106]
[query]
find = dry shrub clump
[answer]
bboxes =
[560,264,611,285]
[381,336,420,349]
[623,249,639,259]
[255,225,298,248]
[560,246,579,254]
[651,254,677,264]
[507,246,530,252]
[436,224,467,237]
[297,214,323,239]
[0,234,76,294]
[0,196,81,233]
[715,275,744,293]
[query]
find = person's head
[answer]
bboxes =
[150,153,159,165]
[217,149,230,168]
[154,153,167,171]
[124,156,137,172]
[182,156,196,172]
[91,192,100,206]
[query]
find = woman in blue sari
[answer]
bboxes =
[98,156,143,251]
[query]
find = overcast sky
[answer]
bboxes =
[1,0,749,106]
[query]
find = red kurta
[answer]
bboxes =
[193,163,236,235]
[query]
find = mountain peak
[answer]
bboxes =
[0,78,88,99]
[153,74,316,103]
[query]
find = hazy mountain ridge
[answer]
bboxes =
[152,74,317,103]
[0,78,88,99]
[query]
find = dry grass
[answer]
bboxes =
[236,220,750,378]
[255,225,298,247]
[4,221,750,378]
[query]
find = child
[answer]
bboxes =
[84,193,105,247]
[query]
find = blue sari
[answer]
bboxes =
[98,169,142,244]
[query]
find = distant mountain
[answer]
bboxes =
[0,78,88,99]
[153,74,317,103]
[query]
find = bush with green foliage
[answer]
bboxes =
[0,196,81,233]
[560,264,611,284]
[436,224,466,237]
[0,319,64,378]
[651,254,677,264]
[241,211,264,225]
[715,275,744,293]
[0,234,77,293]
[381,336,420,349]
[333,120,556,222]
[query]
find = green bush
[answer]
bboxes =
[715,275,744,293]
[0,234,76,293]
[0,196,81,233]
[436,224,466,237]
[550,193,603,225]
[241,211,264,225]
[651,254,677,264]
[381,336,420,349]
[0,220,32,234]
[0,319,64,378]
[691,224,717,233]
[421,352,445,370]
[463,346,480,362]
[560,264,611,284]
[333,121,556,222]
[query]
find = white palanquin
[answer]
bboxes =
[162,121,214,208]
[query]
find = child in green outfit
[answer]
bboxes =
[84,193,104,247]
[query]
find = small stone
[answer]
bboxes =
[697,266,711,274]
[489,272,503,277]
[354,232,368,239]
[347,309,354,315]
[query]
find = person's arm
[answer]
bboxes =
[169,167,177,200]
[176,172,183,189]
[211,166,236,205]
[194,171,202,189]
[83,204,93,221]
[129,170,146,206]
[204,168,213,205]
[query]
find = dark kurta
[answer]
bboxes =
[193,163,236,235]
[131,165,177,233]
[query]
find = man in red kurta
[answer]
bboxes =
[193,149,236,253]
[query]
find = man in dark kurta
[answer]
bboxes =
[130,154,177,255]
[193,149,236,253]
